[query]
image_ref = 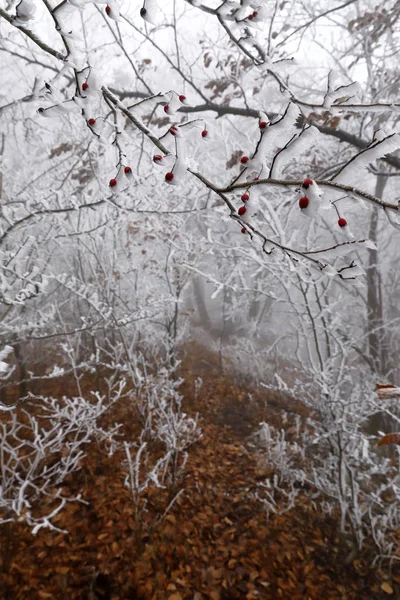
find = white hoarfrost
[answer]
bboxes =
[334,133,400,184]
[270,126,321,178]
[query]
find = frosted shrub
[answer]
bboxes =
[254,422,306,518]
[133,367,201,485]
[257,376,400,562]
[0,386,124,533]
[123,368,201,524]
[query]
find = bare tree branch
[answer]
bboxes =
[0,8,67,62]
[220,177,399,211]
[108,89,400,171]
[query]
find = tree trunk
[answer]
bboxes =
[366,174,394,441]
[366,174,389,378]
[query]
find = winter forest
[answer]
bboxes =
[0,0,400,598]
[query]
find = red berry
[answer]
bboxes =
[165,172,174,182]
[88,118,96,126]
[169,126,177,136]
[241,227,246,234]
[109,178,117,187]
[238,206,247,216]
[253,11,258,17]
[82,82,89,91]
[259,121,268,129]
[241,156,249,164]
[253,177,259,181]
[201,130,208,137]
[179,95,186,102]
[105,5,111,14]
[124,166,132,174]
[299,196,309,209]
[241,193,250,201]
[303,178,313,187]
[248,13,254,19]
[164,105,169,113]
[338,218,347,227]
[153,155,163,162]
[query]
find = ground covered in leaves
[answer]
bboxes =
[0,348,399,600]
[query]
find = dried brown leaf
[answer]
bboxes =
[377,433,400,447]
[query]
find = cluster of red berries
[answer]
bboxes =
[299,178,348,227]
[248,11,258,20]
[108,167,132,188]
[164,95,187,114]
[298,178,314,207]
[238,185,254,233]
[238,191,250,230]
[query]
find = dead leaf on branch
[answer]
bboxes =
[376,383,397,389]
[226,150,243,169]
[376,383,400,399]
[49,143,73,159]
[377,433,400,447]
[203,52,212,68]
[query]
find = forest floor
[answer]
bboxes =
[0,346,399,600]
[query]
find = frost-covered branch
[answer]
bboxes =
[221,178,399,211]
[0,390,122,532]
[0,7,67,62]
[106,89,400,172]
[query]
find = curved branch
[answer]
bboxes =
[183,0,216,16]
[0,8,67,62]
[277,0,358,47]
[220,178,399,211]
[0,199,106,247]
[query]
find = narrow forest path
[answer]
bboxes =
[0,360,398,600]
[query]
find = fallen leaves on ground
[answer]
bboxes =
[0,346,398,599]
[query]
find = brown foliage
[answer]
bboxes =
[0,347,398,599]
